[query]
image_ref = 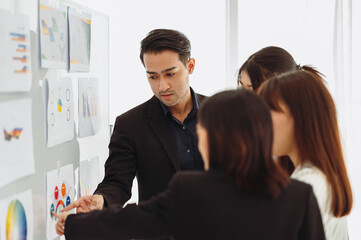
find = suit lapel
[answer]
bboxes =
[148,96,181,171]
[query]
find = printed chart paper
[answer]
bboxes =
[44,77,74,148]
[0,189,34,240]
[78,77,100,138]
[39,0,68,69]
[79,156,100,197]
[0,99,35,188]
[45,164,74,240]
[0,10,32,92]
[68,7,91,72]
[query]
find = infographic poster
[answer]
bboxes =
[78,77,100,138]
[44,77,74,148]
[79,156,100,197]
[39,0,68,69]
[0,189,34,240]
[0,99,35,188]
[0,10,32,92]
[45,164,74,240]
[68,7,91,72]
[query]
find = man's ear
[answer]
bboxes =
[187,58,195,74]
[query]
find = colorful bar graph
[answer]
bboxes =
[13,55,28,63]
[10,32,26,42]
[14,66,28,74]
[82,93,98,118]
[16,44,28,53]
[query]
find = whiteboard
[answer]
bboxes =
[0,0,109,239]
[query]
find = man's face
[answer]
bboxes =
[143,50,194,108]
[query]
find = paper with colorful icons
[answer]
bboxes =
[0,189,34,240]
[68,7,91,72]
[0,10,32,92]
[0,99,35,188]
[39,0,68,69]
[44,77,74,148]
[45,164,74,240]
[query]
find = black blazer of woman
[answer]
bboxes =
[65,169,325,240]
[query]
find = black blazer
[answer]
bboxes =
[65,170,325,240]
[94,92,207,206]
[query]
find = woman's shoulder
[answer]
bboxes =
[291,162,331,214]
[291,162,328,188]
[285,178,314,197]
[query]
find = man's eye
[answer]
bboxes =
[149,75,157,79]
[167,73,175,77]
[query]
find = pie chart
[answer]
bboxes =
[6,199,27,240]
[57,99,62,112]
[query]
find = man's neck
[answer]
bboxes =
[169,89,193,123]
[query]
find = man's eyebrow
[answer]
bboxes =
[162,67,177,73]
[146,67,177,74]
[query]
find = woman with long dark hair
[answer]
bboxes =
[258,67,353,240]
[53,89,325,240]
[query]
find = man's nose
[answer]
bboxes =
[159,77,170,91]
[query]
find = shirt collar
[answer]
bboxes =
[159,87,199,118]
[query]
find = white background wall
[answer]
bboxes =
[74,0,361,238]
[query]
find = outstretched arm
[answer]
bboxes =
[62,194,104,213]
[60,174,181,240]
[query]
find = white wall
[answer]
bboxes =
[238,0,334,90]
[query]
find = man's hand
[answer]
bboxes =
[62,194,104,213]
[52,211,70,236]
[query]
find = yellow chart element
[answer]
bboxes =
[57,99,62,112]
[70,59,81,64]
[80,18,91,25]
[39,4,53,10]
[81,181,93,196]
[42,19,49,35]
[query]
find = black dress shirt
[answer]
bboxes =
[160,88,204,170]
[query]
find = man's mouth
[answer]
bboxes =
[160,92,173,98]
[161,94,172,99]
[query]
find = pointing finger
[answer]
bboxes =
[52,212,60,218]
[62,201,79,212]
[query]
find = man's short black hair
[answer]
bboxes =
[140,29,191,66]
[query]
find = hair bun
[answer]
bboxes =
[296,64,303,70]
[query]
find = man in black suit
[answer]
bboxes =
[63,29,206,212]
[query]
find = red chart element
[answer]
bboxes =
[56,200,65,210]
[54,186,59,200]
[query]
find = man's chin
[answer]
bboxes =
[162,101,177,107]
[159,98,178,107]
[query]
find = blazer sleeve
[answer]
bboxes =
[93,115,137,207]
[299,186,326,240]
[64,174,180,240]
